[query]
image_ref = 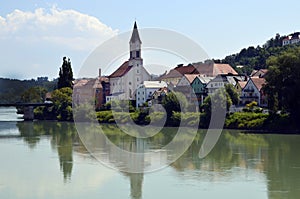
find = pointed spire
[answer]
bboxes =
[130,21,141,43]
[134,21,137,29]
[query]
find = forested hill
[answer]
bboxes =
[215,33,300,74]
[0,78,56,103]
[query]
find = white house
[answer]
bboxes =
[108,22,151,100]
[240,77,267,107]
[136,81,167,107]
[207,74,247,94]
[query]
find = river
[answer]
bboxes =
[0,107,300,199]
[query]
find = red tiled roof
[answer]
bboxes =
[251,77,266,91]
[108,61,132,78]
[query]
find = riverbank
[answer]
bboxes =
[72,109,300,133]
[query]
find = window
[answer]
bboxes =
[136,51,140,58]
[137,69,139,73]
[130,52,132,58]
[137,77,139,82]
[129,82,132,85]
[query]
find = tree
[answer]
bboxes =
[264,46,300,123]
[57,57,74,89]
[225,84,239,105]
[21,86,47,103]
[162,91,188,121]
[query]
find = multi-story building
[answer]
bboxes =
[136,81,167,107]
[240,77,267,107]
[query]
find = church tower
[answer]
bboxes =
[129,21,143,68]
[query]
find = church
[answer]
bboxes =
[107,22,151,102]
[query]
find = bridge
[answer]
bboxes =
[0,102,53,120]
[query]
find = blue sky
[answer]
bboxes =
[0,0,299,79]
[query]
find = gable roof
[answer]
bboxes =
[251,69,268,78]
[214,64,238,75]
[161,64,195,79]
[251,77,266,91]
[108,61,133,78]
[160,62,237,80]
[193,62,237,76]
[184,74,198,84]
[238,81,247,89]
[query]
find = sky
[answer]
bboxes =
[0,0,299,79]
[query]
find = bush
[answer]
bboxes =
[225,112,268,129]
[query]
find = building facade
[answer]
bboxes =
[136,81,167,107]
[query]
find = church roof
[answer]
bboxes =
[130,21,142,43]
[108,61,133,78]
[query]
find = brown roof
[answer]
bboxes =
[238,81,247,89]
[161,62,237,79]
[251,77,266,91]
[184,74,198,84]
[251,69,268,77]
[160,64,195,79]
[214,64,238,75]
[193,62,237,76]
[109,61,132,78]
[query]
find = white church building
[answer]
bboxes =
[107,22,151,102]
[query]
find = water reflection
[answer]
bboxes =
[1,121,299,199]
[16,121,79,182]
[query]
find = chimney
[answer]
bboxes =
[99,68,101,77]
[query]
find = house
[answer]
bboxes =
[234,80,247,96]
[160,64,195,85]
[73,78,103,109]
[192,61,238,76]
[175,74,198,102]
[152,87,169,105]
[159,61,237,85]
[191,75,213,104]
[207,74,247,94]
[250,69,268,78]
[108,22,151,100]
[240,77,267,107]
[282,32,300,46]
[136,81,167,107]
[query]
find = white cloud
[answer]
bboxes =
[0,7,118,50]
[0,7,118,79]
